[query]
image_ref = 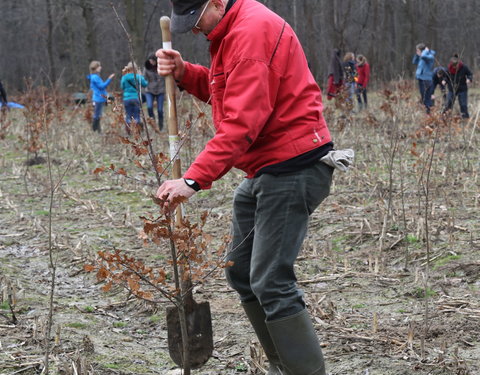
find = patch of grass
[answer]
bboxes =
[113,321,127,328]
[412,287,437,299]
[0,301,10,310]
[152,254,166,261]
[332,235,350,252]
[65,322,88,329]
[84,306,95,313]
[0,239,16,246]
[197,190,212,198]
[34,209,50,216]
[434,254,461,269]
[352,303,366,309]
[149,315,161,324]
[235,362,248,371]
[104,363,121,369]
[405,234,420,244]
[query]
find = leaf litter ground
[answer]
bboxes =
[0,92,479,374]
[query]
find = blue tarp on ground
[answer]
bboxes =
[0,102,25,109]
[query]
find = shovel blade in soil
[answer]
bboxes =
[166,301,213,369]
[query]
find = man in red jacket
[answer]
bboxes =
[156,1,332,373]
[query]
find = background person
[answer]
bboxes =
[120,62,148,134]
[0,79,8,107]
[326,48,344,101]
[446,54,473,118]
[0,79,7,120]
[412,43,436,113]
[87,61,115,132]
[143,53,165,130]
[355,54,370,110]
[431,66,450,112]
[342,52,357,104]
[156,0,334,374]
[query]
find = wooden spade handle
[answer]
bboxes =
[160,16,183,225]
[160,16,194,307]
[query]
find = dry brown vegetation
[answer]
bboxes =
[0,83,479,375]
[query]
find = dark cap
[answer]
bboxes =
[171,0,209,33]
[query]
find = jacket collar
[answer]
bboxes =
[207,0,243,42]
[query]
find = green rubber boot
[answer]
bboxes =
[242,301,284,375]
[266,309,326,375]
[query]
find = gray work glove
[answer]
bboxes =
[320,149,354,172]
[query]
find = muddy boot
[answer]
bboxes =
[242,301,284,375]
[92,118,101,132]
[266,309,326,375]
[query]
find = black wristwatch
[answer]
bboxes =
[184,178,201,192]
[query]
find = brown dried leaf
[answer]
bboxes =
[93,167,105,174]
[134,160,145,169]
[102,281,113,292]
[117,168,127,176]
[83,264,95,272]
[128,277,140,292]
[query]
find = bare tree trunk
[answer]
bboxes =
[80,0,98,62]
[45,0,56,85]
[427,0,438,51]
[125,0,145,63]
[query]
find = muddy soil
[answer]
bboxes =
[1,97,479,375]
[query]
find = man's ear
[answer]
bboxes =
[212,0,226,12]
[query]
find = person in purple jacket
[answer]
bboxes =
[87,61,115,132]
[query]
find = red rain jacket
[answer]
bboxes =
[356,63,370,87]
[180,0,331,189]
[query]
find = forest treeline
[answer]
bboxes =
[1,0,479,93]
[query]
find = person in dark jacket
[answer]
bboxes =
[0,80,7,119]
[431,67,450,112]
[143,54,165,130]
[326,49,344,100]
[342,52,357,104]
[0,80,7,107]
[87,61,115,132]
[446,54,473,118]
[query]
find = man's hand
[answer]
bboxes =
[156,178,196,212]
[155,49,185,82]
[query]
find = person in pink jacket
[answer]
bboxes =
[156,1,333,373]
[355,54,370,110]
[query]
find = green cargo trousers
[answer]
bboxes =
[225,160,333,321]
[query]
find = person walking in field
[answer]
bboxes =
[0,80,8,107]
[431,66,450,112]
[355,54,370,110]
[155,0,345,373]
[120,62,148,134]
[143,54,166,130]
[326,48,344,101]
[342,52,357,105]
[412,43,436,113]
[0,79,8,121]
[446,54,473,119]
[87,61,115,132]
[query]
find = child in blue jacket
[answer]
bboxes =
[87,61,115,132]
[412,43,436,113]
[120,62,148,134]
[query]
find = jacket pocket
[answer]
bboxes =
[211,73,226,126]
